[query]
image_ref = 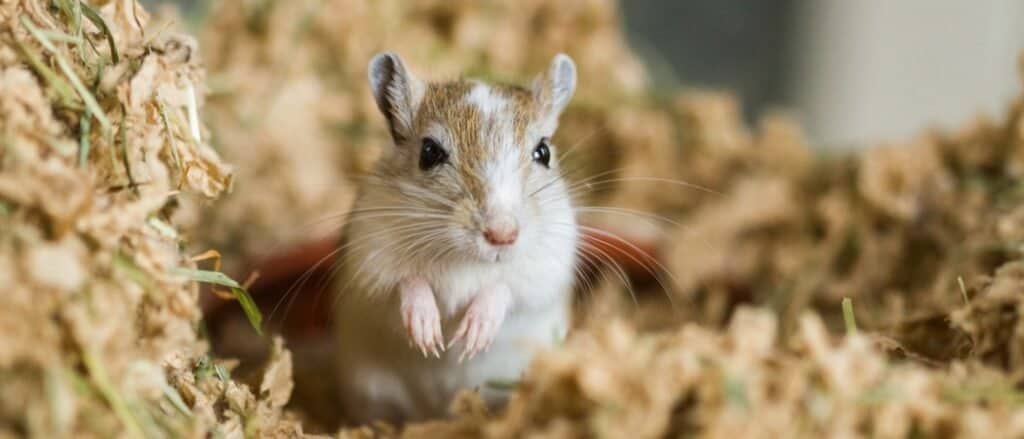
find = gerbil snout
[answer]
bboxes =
[483,213,519,246]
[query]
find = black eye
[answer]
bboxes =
[419,137,448,170]
[532,139,551,168]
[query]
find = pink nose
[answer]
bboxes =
[483,216,519,246]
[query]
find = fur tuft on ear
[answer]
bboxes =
[533,53,577,123]
[368,52,422,144]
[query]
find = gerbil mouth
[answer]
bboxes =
[479,247,505,263]
[493,251,506,263]
[472,238,512,263]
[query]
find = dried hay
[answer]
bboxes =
[401,309,1024,438]
[0,0,301,436]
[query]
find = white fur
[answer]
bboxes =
[467,82,508,117]
[484,148,523,216]
[468,83,523,219]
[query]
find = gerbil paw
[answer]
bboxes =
[448,286,510,362]
[400,277,444,358]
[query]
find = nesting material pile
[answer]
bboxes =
[0,1,300,436]
[197,0,649,270]
[657,78,1024,347]
[401,309,1024,438]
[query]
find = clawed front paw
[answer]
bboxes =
[400,277,444,358]
[447,284,510,362]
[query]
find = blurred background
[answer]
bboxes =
[625,0,1024,148]
[149,0,1024,149]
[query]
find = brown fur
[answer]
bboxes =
[407,80,540,207]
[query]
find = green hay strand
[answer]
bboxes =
[36,30,82,45]
[842,297,858,335]
[118,115,138,193]
[44,367,73,435]
[193,356,214,380]
[62,368,94,397]
[13,37,78,107]
[69,0,85,60]
[161,384,192,419]
[157,100,183,180]
[82,351,146,439]
[214,364,231,382]
[113,254,154,291]
[724,376,751,410]
[146,217,179,240]
[485,379,520,391]
[20,14,111,133]
[172,268,263,335]
[51,0,84,60]
[78,107,91,167]
[79,1,119,64]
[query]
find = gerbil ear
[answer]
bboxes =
[532,53,577,124]
[368,52,423,144]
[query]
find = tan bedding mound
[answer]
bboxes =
[0,1,302,436]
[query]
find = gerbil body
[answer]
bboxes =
[333,53,579,424]
[334,240,574,423]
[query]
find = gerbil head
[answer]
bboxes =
[365,52,578,263]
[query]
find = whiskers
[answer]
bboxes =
[530,164,721,309]
[268,199,455,328]
[268,137,720,327]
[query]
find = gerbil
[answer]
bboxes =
[333,52,579,424]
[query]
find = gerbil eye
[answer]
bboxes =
[419,137,448,170]
[532,138,551,168]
